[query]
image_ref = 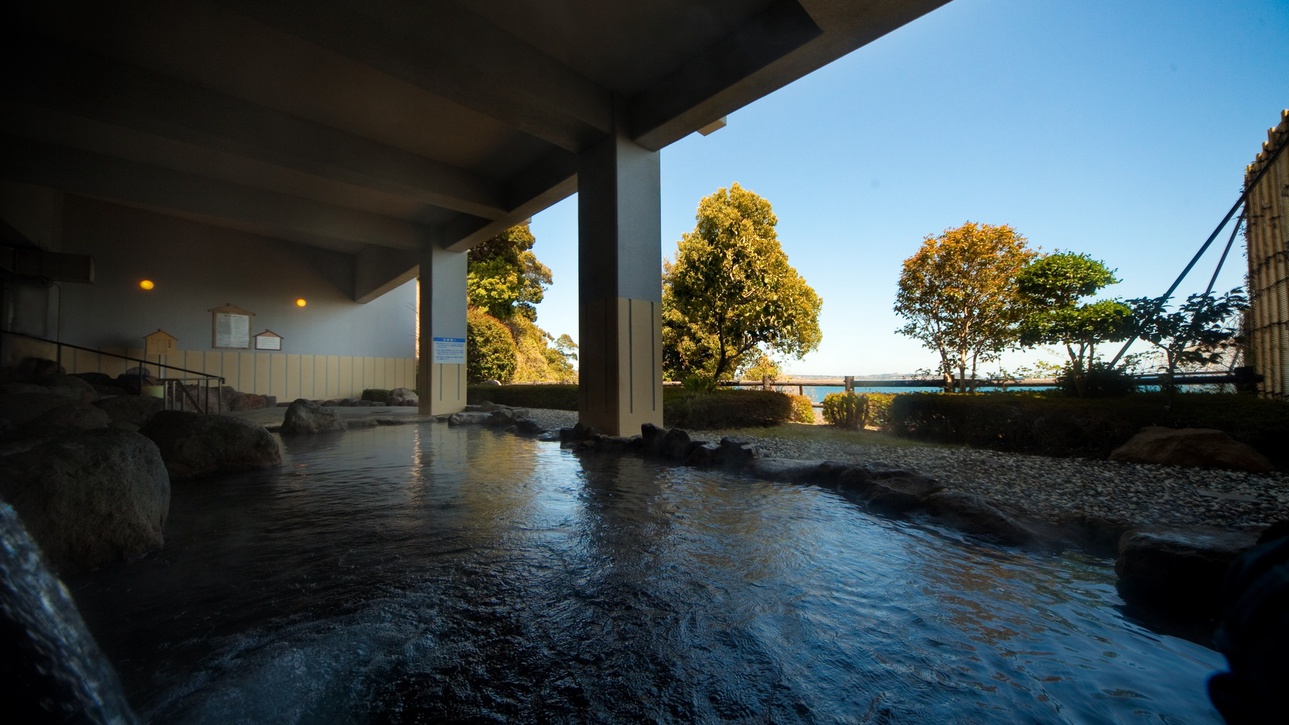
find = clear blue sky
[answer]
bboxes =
[529,0,1289,376]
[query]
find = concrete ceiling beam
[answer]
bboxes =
[0,37,508,221]
[217,0,613,153]
[442,150,579,253]
[0,135,431,252]
[354,244,420,304]
[626,0,822,150]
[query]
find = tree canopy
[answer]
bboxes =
[467,224,552,322]
[1016,252,1132,397]
[1127,289,1248,399]
[464,224,575,383]
[894,222,1037,392]
[662,183,822,382]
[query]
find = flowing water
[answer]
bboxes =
[67,424,1223,723]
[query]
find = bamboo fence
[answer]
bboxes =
[1245,109,1289,399]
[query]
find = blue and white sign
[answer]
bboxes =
[431,336,466,364]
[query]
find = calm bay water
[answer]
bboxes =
[67,424,1222,723]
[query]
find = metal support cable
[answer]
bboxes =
[1204,215,1244,297]
[1108,137,1288,367]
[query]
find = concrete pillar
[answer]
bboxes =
[577,115,664,436]
[417,245,468,415]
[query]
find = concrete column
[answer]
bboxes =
[417,245,468,415]
[577,115,664,436]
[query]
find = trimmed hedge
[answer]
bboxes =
[866,393,897,430]
[467,384,578,410]
[664,389,793,429]
[361,388,390,403]
[888,392,1289,468]
[465,385,793,430]
[788,394,816,424]
[821,392,867,429]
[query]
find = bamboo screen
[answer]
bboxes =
[1245,109,1289,399]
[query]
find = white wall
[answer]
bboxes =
[57,196,416,359]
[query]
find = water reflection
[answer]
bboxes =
[64,424,1224,723]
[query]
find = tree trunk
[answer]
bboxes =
[1067,345,1086,398]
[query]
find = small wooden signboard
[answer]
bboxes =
[144,329,178,357]
[254,329,283,351]
[209,303,253,349]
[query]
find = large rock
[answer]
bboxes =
[1110,426,1274,473]
[140,410,281,478]
[24,402,112,433]
[388,387,419,406]
[72,371,116,388]
[93,395,164,427]
[40,374,98,403]
[228,391,276,411]
[0,429,170,572]
[280,398,347,434]
[0,504,140,723]
[924,491,1038,546]
[1115,526,1260,618]
[0,392,81,428]
[448,411,495,426]
[748,457,828,482]
[0,382,52,397]
[486,406,529,426]
[1207,533,1289,723]
[835,467,943,515]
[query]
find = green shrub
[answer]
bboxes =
[866,393,897,430]
[1058,361,1137,398]
[822,392,868,429]
[361,388,391,403]
[681,375,718,394]
[887,391,1289,468]
[466,384,578,410]
[664,389,792,429]
[466,308,516,384]
[788,394,815,424]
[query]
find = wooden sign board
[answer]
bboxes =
[254,329,283,351]
[144,329,178,357]
[209,303,253,349]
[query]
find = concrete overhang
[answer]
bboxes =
[0,0,950,301]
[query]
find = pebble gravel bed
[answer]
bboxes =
[517,409,1288,532]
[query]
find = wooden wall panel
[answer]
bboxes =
[254,354,271,397]
[339,356,353,399]
[269,355,287,400]
[285,354,300,400]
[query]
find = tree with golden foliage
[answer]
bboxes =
[894,222,1038,392]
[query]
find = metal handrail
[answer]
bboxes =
[1,329,226,413]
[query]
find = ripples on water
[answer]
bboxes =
[67,424,1223,723]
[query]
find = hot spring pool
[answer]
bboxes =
[67,423,1224,722]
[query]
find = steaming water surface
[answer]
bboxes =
[68,424,1223,722]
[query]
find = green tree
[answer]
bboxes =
[466,307,517,383]
[737,352,782,383]
[552,334,578,365]
[467,224,552,322]
[507,316,576,383]
[1016,252,1133,397]
[894,222,1038,392]
[1127,289,1249,403]
[663,183,822,382]
[465,224,578,383]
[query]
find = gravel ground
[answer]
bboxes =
[518,409,1288,532]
